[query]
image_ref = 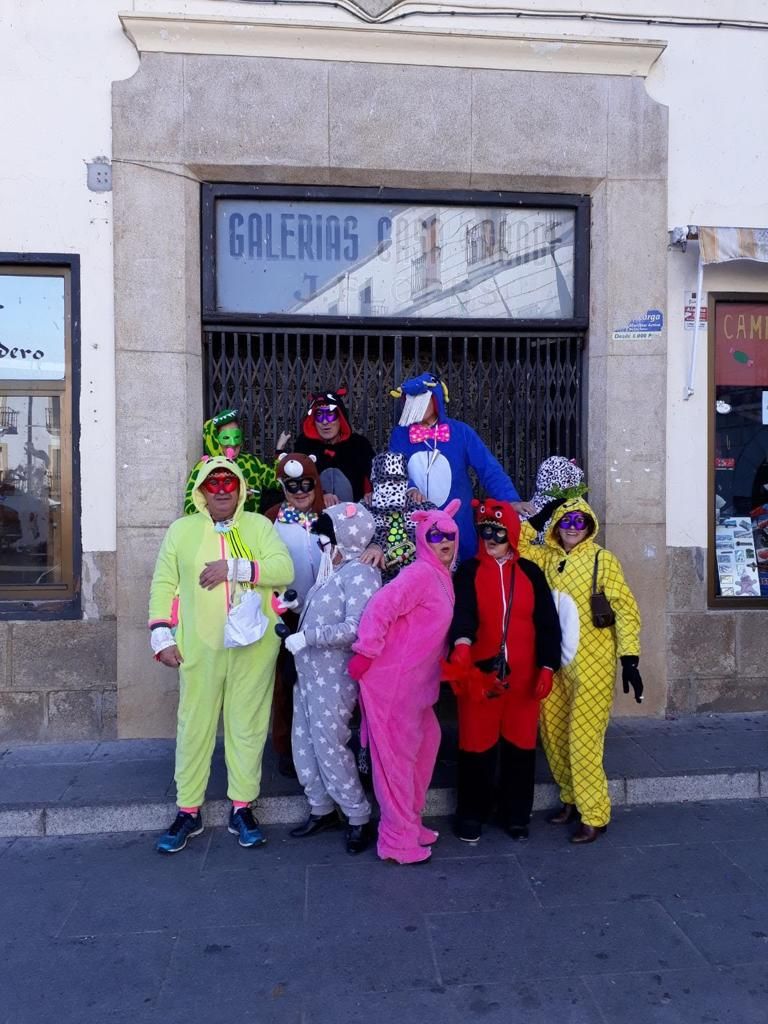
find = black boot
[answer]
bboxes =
[345,822,372,855]
[289,811,340,838]
[499,739,536,837]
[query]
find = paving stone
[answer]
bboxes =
[517,842,758,906]
[0,764,78,803]
[602,735,664,777]
[46,800,178,836]
[611,800,768,846]
[1,741,97,764]
[1,877,84,938]
[1,830,208,883]
[59,760,174,803]
[625,728,768,772]
[161,918,438,1002]
[626,772,759,805]
[0,807,44,838]
[585,963,768,1024]
[664,892,768,966]
[447,977,604,1024]
[91,739,175,762]
[716,838,768,891]
[61,864,305,937]
[308,853,538,918]
[305,987,464,1024]
[429,900,707,985]
[0,932,174,1023]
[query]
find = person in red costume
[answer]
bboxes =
[348,500,461,865]
[445,499,561,844]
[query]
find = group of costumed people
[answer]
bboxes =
[149,373,643,863]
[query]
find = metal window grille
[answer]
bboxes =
[203,326,583,498]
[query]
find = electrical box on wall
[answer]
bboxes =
[86,159,112,192]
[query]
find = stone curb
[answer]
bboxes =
[1,771,766,838]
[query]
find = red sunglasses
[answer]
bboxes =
[202,474,239,495]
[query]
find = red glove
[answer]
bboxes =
[533,667,554,701]
[348,653,373,681]
[450,644,473,668]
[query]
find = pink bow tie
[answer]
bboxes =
[409,423,451,444]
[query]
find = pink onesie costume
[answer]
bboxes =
[352,500,460,864]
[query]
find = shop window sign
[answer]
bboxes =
[215,198,577,320]
[0,275,66,381]
[712,297,768,602]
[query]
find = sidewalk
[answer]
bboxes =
[2,711,767,838]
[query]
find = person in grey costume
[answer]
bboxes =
[284,501,381,855]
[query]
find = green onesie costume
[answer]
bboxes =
[183,412,280,515]
[150,457,293,808]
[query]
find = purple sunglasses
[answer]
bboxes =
[558,512,588,531]
[426,528,456,543]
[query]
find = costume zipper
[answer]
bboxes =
[220,535,231,611]
[498,560,508,663]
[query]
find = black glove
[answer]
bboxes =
[620,655,643,703]
[527,498,567,533]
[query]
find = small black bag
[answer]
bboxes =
[590,551,616,628]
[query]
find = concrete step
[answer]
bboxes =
[2,712,768,838]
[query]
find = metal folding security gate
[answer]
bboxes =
[203,326,583,499]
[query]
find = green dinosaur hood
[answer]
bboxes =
[191,456,248,523]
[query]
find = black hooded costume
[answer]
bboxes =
[288,388,375,502]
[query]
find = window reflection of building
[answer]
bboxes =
[411,215,441,296]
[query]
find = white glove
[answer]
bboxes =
[227,558,256,583]
[150,626,176,656]
[285,631,308,655]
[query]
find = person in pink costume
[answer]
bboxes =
[348,499,461,865]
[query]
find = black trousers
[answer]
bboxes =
[456,740,537,828]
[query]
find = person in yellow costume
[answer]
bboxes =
[519,495,643,844]
[149,456,293,854]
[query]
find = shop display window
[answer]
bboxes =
[710,293,768,604]
[0,258,79,612]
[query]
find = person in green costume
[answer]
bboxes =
[150,455,294,854]
[183,409,280,515]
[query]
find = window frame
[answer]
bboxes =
[0,253,81,619]
[707,289,768,609]
[201,183,591,331]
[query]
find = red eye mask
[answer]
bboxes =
[202,474,239,495]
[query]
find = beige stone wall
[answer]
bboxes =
[0,618,117,742]
[665,548,768,713]
[112,53,669,736]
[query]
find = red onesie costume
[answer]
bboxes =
[448,499,561,839]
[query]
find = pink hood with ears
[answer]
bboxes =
[412,498,461,575]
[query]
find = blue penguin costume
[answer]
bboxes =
[388,373,522,561]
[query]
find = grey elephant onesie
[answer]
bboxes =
[291,502,381,825]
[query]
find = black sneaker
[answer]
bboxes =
[454,818,482,843]
[228,806,267,848]
[506,825,529,841]
[155,811,203,854]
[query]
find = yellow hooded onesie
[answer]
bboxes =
[518,497,641,827]
[149,457,293,807]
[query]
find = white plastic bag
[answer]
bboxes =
[224,589,269,648]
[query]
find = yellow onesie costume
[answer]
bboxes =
[149,457,293,808]
[518,498,640,828]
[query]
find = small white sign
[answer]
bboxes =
[0,274,66,381]
[683,290,707,331]
[763,390,768,425]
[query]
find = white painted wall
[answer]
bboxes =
[2,0,768,558]
[0,1,138,554]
